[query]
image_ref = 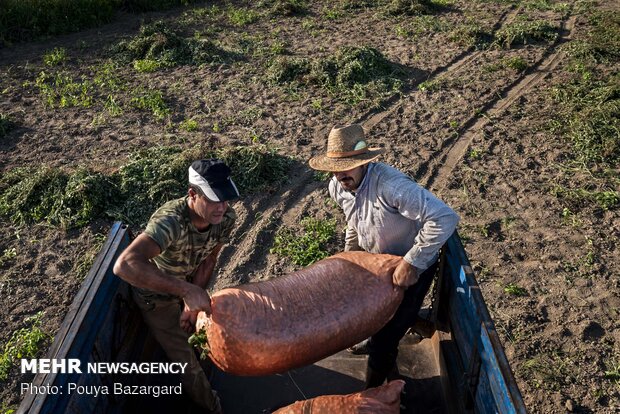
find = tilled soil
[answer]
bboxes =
[1,1,619,412]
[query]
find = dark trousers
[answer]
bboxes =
[367,259,439,381]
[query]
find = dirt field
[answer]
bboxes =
[1,0,619,412]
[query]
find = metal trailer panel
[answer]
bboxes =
[18,223,132,414]
[438,234,526,414]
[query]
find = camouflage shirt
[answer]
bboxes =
[136,197,236,300]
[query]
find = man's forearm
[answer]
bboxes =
[404,214,459,271]
[114,255,192,298]
[192,244,224,289]
[192,257,216,289]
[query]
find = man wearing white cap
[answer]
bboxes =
[309,124,459,389]
[114,159,239,413]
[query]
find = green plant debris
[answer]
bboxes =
[33,60,172,119]
[235,33,256,55]
[503,56,528,71]
[309,46,403,93]
[495,19,559,48]
[231,106,265,127]
[104,94,124,116]
[418,78,444,91]
[468,148,483,159]
[339,0,380,9]
[587,10,620,62]
[504,283,528,296]
[561,237,598,276]
[604,354,620,384]
[552,187,619,211]
[179,118,199,132]
[110,146,202,226]
[520,351,575,390]
[0,312,50,382]
[214,144,292,194]
[477,223,489,237]
[133,59,161,73]
[130,89,171,120]
[0,167,117,229]
[188,328,210,360]
[551,74,619,167]
[605,370,620,381]
[0,145,291,229]
[227,7,260,26]
[265,0,308,16]
[563,11,619,63]
[43,47,67,66]
[322,7,342,19]
[410,15,450,35]
[0,248,17,266]
[545,10,619,213]
[267,46,405,106]
[523,0,569,13]
[1,404,16,414]
[271,217,337,266]
[111,21,231,69]
[92,61,126,92]
[311,98,323,111]
[266,56,311,84]
[560,207,582,227]
[448,22,493,48]
[269,40,288,56]
[186,4,223,20]
[0,1,201,44]
[484,56,528,72]
[35,71,93,108]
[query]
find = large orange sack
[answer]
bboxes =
[195,251,403,376]
[273,380,406,414]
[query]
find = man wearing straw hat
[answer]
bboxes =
[309,124,460,389]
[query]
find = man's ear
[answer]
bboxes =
[188,187,197,199]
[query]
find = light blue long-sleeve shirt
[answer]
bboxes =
[328,162,460,272]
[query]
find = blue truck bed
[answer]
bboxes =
[18,222,526,414]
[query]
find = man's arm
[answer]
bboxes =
[382,171,460,287]
[113,233,213,314]
[328,178,361,252]
[392,260,419,288]
[191,243,224,288]
[344,225,362,252]
[180,243,225,333]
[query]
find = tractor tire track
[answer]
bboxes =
[356,6,522,130]
[421,14,577,192]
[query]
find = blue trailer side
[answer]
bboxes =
[433,233,526,413]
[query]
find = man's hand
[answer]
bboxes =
[182,283,212,315]
[180,305,199,334]
[392,259,419,288]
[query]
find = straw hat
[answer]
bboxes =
[309,124,384,172]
